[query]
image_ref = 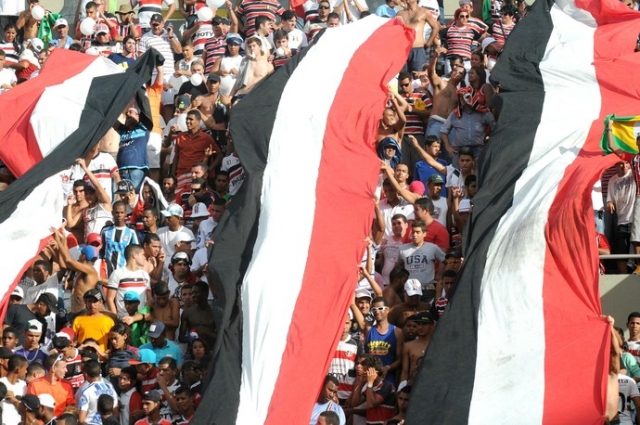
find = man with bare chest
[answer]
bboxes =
[425,47,465,146]
[65,181,89,244]
[17,0,40,41]
[148,281,180,339]
[192,74,229,132]
[397,0,438,73]
[232,37,274,100]
[178,281,216,348]
[400,312,433,386]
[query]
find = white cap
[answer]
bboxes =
[29,38,44,53]
[161,203,184,218]
[38,394,56,409]
[11,287,24,299]
[190,202,210,218]
[175,232,194,244]
[355,289,372,300]
[26,319,43,334]
[482,37,497,53]
[54,18,68,28]
[404,278,423,297]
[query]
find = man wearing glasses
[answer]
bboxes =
[365,297,404,384]
[304,0,330,42]
[397,0,439,74]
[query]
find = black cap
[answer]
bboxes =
[150,13,163,23]
[143,390,162,402]
[445,251,463,259]
[0,347,13,359]
[115,179,135,194]
[407,311,433,324]
[83,288,103,301]
[21,394,40,412]
[207,73,221,82]
[212,16,230,25]
[36,293,58,314]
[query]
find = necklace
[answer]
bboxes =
[23,348,39,363]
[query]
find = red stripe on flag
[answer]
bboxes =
[263,19,413,424]
[542,0,631,421]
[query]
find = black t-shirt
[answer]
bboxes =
[102,416,120,425]
[4,305,46,346]
[177,81,208,98]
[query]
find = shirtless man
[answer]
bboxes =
[399,312,433,386]
[52,228,98,314]
[65,180,89,243]
[396,0,438,73]
[231,37,274,100]
[179,281,216,349]
[148,281,180,340]
[425,47,465,142]
[17,0,41,41]
[191,74,229,131]
[376,91,408,144]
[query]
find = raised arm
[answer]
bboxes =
[77,158,112,210]
[226,0,239,33]
[359,264,383,297]
[389,93,407,141]
[428,46,445,93]
[607,119,626,157]
[408,135,447,174]
[381,162,421,204]
[372,197,385,246]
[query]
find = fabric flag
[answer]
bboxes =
[407,0,634,423]
[193,17,413,425]
[0,50,123,177]
[0,49,160,322]
[600,114,640,154]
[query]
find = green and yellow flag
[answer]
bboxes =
[600,114,640,154]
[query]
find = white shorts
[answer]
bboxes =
[147,132,162,169]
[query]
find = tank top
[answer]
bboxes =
[366,324,397,381]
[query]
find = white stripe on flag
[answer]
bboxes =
[236,16,392,424]
[469,2,599,423]
[0,175,64,302]
[30,57,124,158]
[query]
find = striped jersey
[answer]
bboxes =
[446,25,476,59]
[74,152,118,201]
[0,42,20,64]
[361,379,396,425]
[204,35,226,73]
[63,350,85,389]
[489,0,504,25]
[328,335,362,401]
[235,0,285,37]
[101,225,140,276]
[107,267,151,318]
[221,153,246,196]
[138,31,175,78]
[401,92,430,134]
[140,367,159,393]
[131,0,175,29]
[491,21,515,45]
[302,0,319,22]
[192,21,214,56]
[618,374,640,425]
[273,49,298,69]
[304,18,326,42]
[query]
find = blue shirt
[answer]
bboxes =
[375,4,397,17]
[117,123,150,170]
[108,53,136,69]
[414,159,448,197]
[49,36,74,49]
[139,340,183,366]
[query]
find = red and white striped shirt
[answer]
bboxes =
[204,35,226,74]
[402,92,431,135]
[235,0,285,37]
[446,25,476,60]
[328,336,361,401]
[491,21,515,45]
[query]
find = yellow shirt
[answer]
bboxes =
[72,313,115,352]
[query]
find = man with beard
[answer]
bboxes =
[162,175,177,203]
[108,35,137,68]
[388,279,430,327]
[115,106,150,193]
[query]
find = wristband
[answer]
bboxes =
[366,383,373,388]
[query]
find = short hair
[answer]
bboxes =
[181,283,194,293]
[123,35,135,45]
[163,174,177,184]
[398,71,411,82]
[34,259,53,274]
[323,374,339,387]
[464,174,477,187]
[113,200,126,210]
[44,354,61,371]
[319,411,340,425]
[255,15,272,30]
[472,49,485,60]
[458,146,475,159]
[371,296,388,306]
[246,36,262,47]
[442,269,458,279]
[69,43,82,51]
[58,413,80,425]
[216,170,230,179]
[7,355,27,372]
[27,363,45,375]
[190,59,205,70]
[360,10,371,17]
[83,360,102,378]
[282,10,296,20]
[391,213,407,222]
[121,366,138,381]
[327,12,340,20]
[501,3,517,15]
[85,1,97,9]
[273,29,288,41]
[412,220,427,232]
[192,162,209,173]
[174,385,193,397]
[98,394,115,415]
[73,180,87,189]
[389,266,410,282]
[3,327,18,337]
[415,197,435,215]
[181,38,194,48]
[212,198,226,207]
[159,357,178,370]
[0,50,5,58]
[193,280,210,298]
[143,233,160,245]
[399,384,412,394]
[187,109,202,121]
[628,312,640,323]
[382,178,392,188]
[191,178,205,186]
[125,244,143,260]
[448,54,464,65]
[425,135,440,146]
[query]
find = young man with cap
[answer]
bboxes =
[0,354,28,424]
[139,322,183,367]
[72,288,115,352]
[138,13,179,78]
[157,203,195,258]
[19,393,41,425]
[137,390,172,425]
[107,244,152,319]
[76,360,118,425]
[113,4,140,41]
[26,353,75,417]
[121,291,151,347]
[388,279,431,327]
[400,311,434,386]
[6,294,57,349]
[36,393,57,425]
[166,252,194,301]
[129,349,159,393]
[10,287,23,305]
[50,17,74,48]
[100,199,140,276]
[91,23,119,54]
[51,330,84,390]
[426,173,448,227]
[203,17,234,74]
[131,0,175,34]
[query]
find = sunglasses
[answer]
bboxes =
[371,306,388,312]
[459,14,469,18]
[318,5,330,9]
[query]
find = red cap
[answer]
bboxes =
[86,233,102,246]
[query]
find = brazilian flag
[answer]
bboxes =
[600,114,640,154]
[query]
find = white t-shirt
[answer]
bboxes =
[107,267,151,318]
[0,68,16,93]
[618,374,640,425]
[399,242,446,285]
[309,401,346,425]
[431,196,448,227]
[379,198,415,238]
[381,237,404,286]
[287,28,308,50]
[0,377,26,425]
[70,152,119,201]
[334,0,368,24]
[156,226,195,258]
[196,218,217,249]
[0,0,25,15]
[76,379,119,425]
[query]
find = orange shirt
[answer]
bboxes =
[175,131,219,176]
[147,76,163,135]
[27,377,75,417]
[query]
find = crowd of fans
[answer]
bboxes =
[4,0,637,423]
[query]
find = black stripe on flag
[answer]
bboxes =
[192,32,321,425]
[406,0,555,422]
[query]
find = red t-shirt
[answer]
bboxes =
[175,131,219,177]
[426,220,450,252]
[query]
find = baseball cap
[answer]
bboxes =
[38,394,56,409]
[459,199,472,213]
[29,38,44,53]
[161,203,184,218]
[36,292,58,314]
[129,348,157,365]
[190,202,210,218]
[150,13,163,23]
[21,394,40,412]
[95,23,109,35]
[175,232,194,244]
[225,33,243,45]
[176,94,191,110]
[207,73,221,82]
[148,321,166,339]
[404,279,423,297]
[11,286,24,299]
[171,251,191,265]
[83,288,103,301]
[26,319,43,333]
[0,346,13,358]
[143,390,162,402]
[408,311,433,324]
[355,288,372,300]
[80,351,99,361]
[53,335,71,349]
[80,245,98,262]
[482,37,497,53]
[213,16,231,25]
[86,233,102,246]
[428,174,445,184]
[54,18,68,28]
[123,291,140,302]
[115,179,135,194]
